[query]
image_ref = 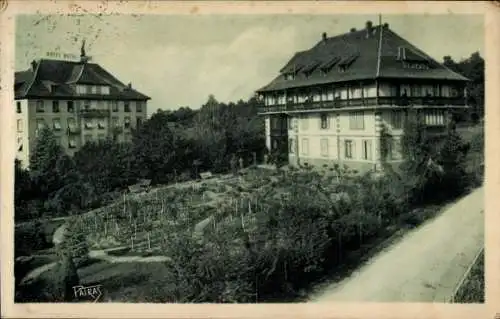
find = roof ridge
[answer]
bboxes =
[376,24,383,77]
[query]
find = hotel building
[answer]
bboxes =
[256,21,469,172]
[14,48,150,168]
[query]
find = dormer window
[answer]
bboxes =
[284,73,295,81]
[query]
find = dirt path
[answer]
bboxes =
[309,187,484,303]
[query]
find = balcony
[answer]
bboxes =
[79,109,111,118]
[258,97,467,114]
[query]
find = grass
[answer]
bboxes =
[453,250,484,303]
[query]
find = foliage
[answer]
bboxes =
[443,52,484,121]
[56,219,89,268]
[399,110,474,205]
[74,139,136,193]
[436,122,471,198]
[29,127,72,199]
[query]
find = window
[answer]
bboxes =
[36,119,45,130]
[320,114,329,129]
[362,140,372,160]
[349,111,365,130]
[289,138,295,154]
[433,84,440,97]
[112,101,119,112]
[53,118,62,131]
[17,137,23,152]
[98,119,106,129]
[136,101,143,113]
[345,140,353,159]
[17,119,23,132]
[288,117,294,130]
[136,117,143,128]
[320,138,329,157]
[400,85,410,97]
[98,134,106,141]
[301,138,309,155]
[124,117,131,129]
[67,101,74,113]
[84,134,93,143]
[124,101,131,112]
[16,102,21,113]
[271,117,279,130]
[68,137,77,149]
[36,100,44,113]
[76,85,86,95]
[425,110,445,126]
[91,86,98,94]
[84,118,94,129]
[300,115,309,130]
[101,86,110,95]
[411,85,421,97]
[391,111,403,129]
[272,140,278,150]
[391,139,401,160]
[67,118,77,131]
[52,101,60,113]
[111,117,119,127]
[96,86,102,95]
[97,100,105,109]
[83,100,91,110]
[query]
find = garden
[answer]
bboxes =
[63,162,448,302]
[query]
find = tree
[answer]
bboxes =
[29,127,69,198]
[132,111,192,184]
[399,110,440,204]
[443,52,485,121]
[14,159,34,221]
[74,139,136,194]
[436,121,470,198]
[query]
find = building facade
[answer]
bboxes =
[256,21,469,172]
[14,50,150,168]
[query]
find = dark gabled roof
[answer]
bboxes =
[14,59,150,100]
[257,24,469,93]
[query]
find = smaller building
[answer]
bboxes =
[14,44,150,168]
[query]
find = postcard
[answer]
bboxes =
[0,1,498,318]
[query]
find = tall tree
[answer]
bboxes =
[132,111,189,184]
[29,127,71,199]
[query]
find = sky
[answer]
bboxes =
[15,14,484,112]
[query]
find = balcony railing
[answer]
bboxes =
[258,97,467,113]
[79,109,111,118]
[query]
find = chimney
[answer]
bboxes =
[127,82,132,89]
[31,60,37,71]
[350,28,356,33]
[383,23,389,29]
[365,20,374,38]
[322,32,327,42]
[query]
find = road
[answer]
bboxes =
[309,187,484,303]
